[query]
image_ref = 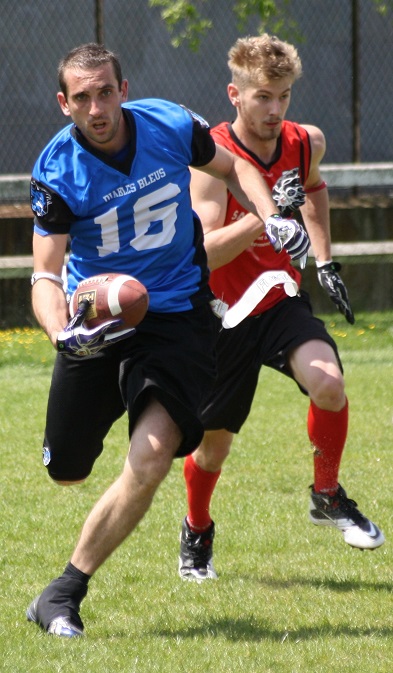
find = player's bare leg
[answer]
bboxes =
[289,339,345,412]
[27,398,182,635]
[290,339,384,550]
[193,429,233,472]
[71,398,181,574]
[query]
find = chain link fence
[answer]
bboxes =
[0,0,392,185]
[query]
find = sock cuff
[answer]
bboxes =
[310,396,348,417]
[64,561,92,584]
[184,453,221,478]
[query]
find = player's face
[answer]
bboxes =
[57,63,129,153]
[228,77,293,143]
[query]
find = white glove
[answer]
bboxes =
[265,214,310,268]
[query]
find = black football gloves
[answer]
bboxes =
[317,261,355,324]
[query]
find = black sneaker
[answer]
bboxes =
[309,484,385,550]
[26,577,86,637]
[178,517,217,581]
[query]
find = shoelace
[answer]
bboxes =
[332,492,367,526]
[184,531,212,564]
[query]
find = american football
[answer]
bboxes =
[70,273,149,329]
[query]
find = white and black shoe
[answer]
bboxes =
[309,484,385,550]
[179,517,218,581]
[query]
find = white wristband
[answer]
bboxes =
[315,259,333,268]
[31,272,64,287]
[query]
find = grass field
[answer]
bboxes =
[1,311,393,672]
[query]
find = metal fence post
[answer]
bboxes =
[95,0,105,44]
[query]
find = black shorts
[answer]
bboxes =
[200,291,342,433]
[43,305,217,481]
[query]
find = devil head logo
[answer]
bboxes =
[272,168,306,215]
[30,179,53,217]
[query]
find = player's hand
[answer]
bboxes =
[265,214,310,267]
[317,261,355,324]
[56,299,135,356]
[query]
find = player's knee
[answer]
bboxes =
[128,444,174,491]
[310,372,345,411]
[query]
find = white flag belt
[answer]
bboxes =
[221,270,298,329]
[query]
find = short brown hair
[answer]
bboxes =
[58,43,123,97]
[228,34,302,89]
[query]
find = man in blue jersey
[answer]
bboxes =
[26,42,309,637]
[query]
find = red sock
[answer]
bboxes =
[308,398,348,495]
[184,454,221,532]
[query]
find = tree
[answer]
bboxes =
[148,0,295,50]
[148,0,393,51]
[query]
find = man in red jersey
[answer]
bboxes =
[178,34,384,581]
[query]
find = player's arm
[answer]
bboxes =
[190,167,266,271]
[299,124,331,262]
[197,144,309,266]
[300,124,354,324]
[200,144,278,224]
[32,231,69,347]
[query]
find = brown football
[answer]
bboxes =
[70,273,149,329]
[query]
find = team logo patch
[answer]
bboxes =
[42,446,51,466]
[31,179,53,217]
[272,168,306,214]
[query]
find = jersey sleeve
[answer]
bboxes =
[30,178,75,234]
[180,105,216,167]
[190,120,216,166]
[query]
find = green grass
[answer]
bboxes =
[1,312,393,672]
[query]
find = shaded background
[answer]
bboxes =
[0,0,392,175]
[1,0,392,328]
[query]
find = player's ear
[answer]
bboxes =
[228,83,240,107]
[120,79,128,102]
[57,91,71,117]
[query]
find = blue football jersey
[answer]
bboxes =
[31,99,216,312]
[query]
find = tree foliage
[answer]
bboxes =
[148,0,393,51]
[148,0,296,50]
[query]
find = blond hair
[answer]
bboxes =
[228,34,302,88]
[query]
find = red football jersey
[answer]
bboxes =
[208,120,311,315]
